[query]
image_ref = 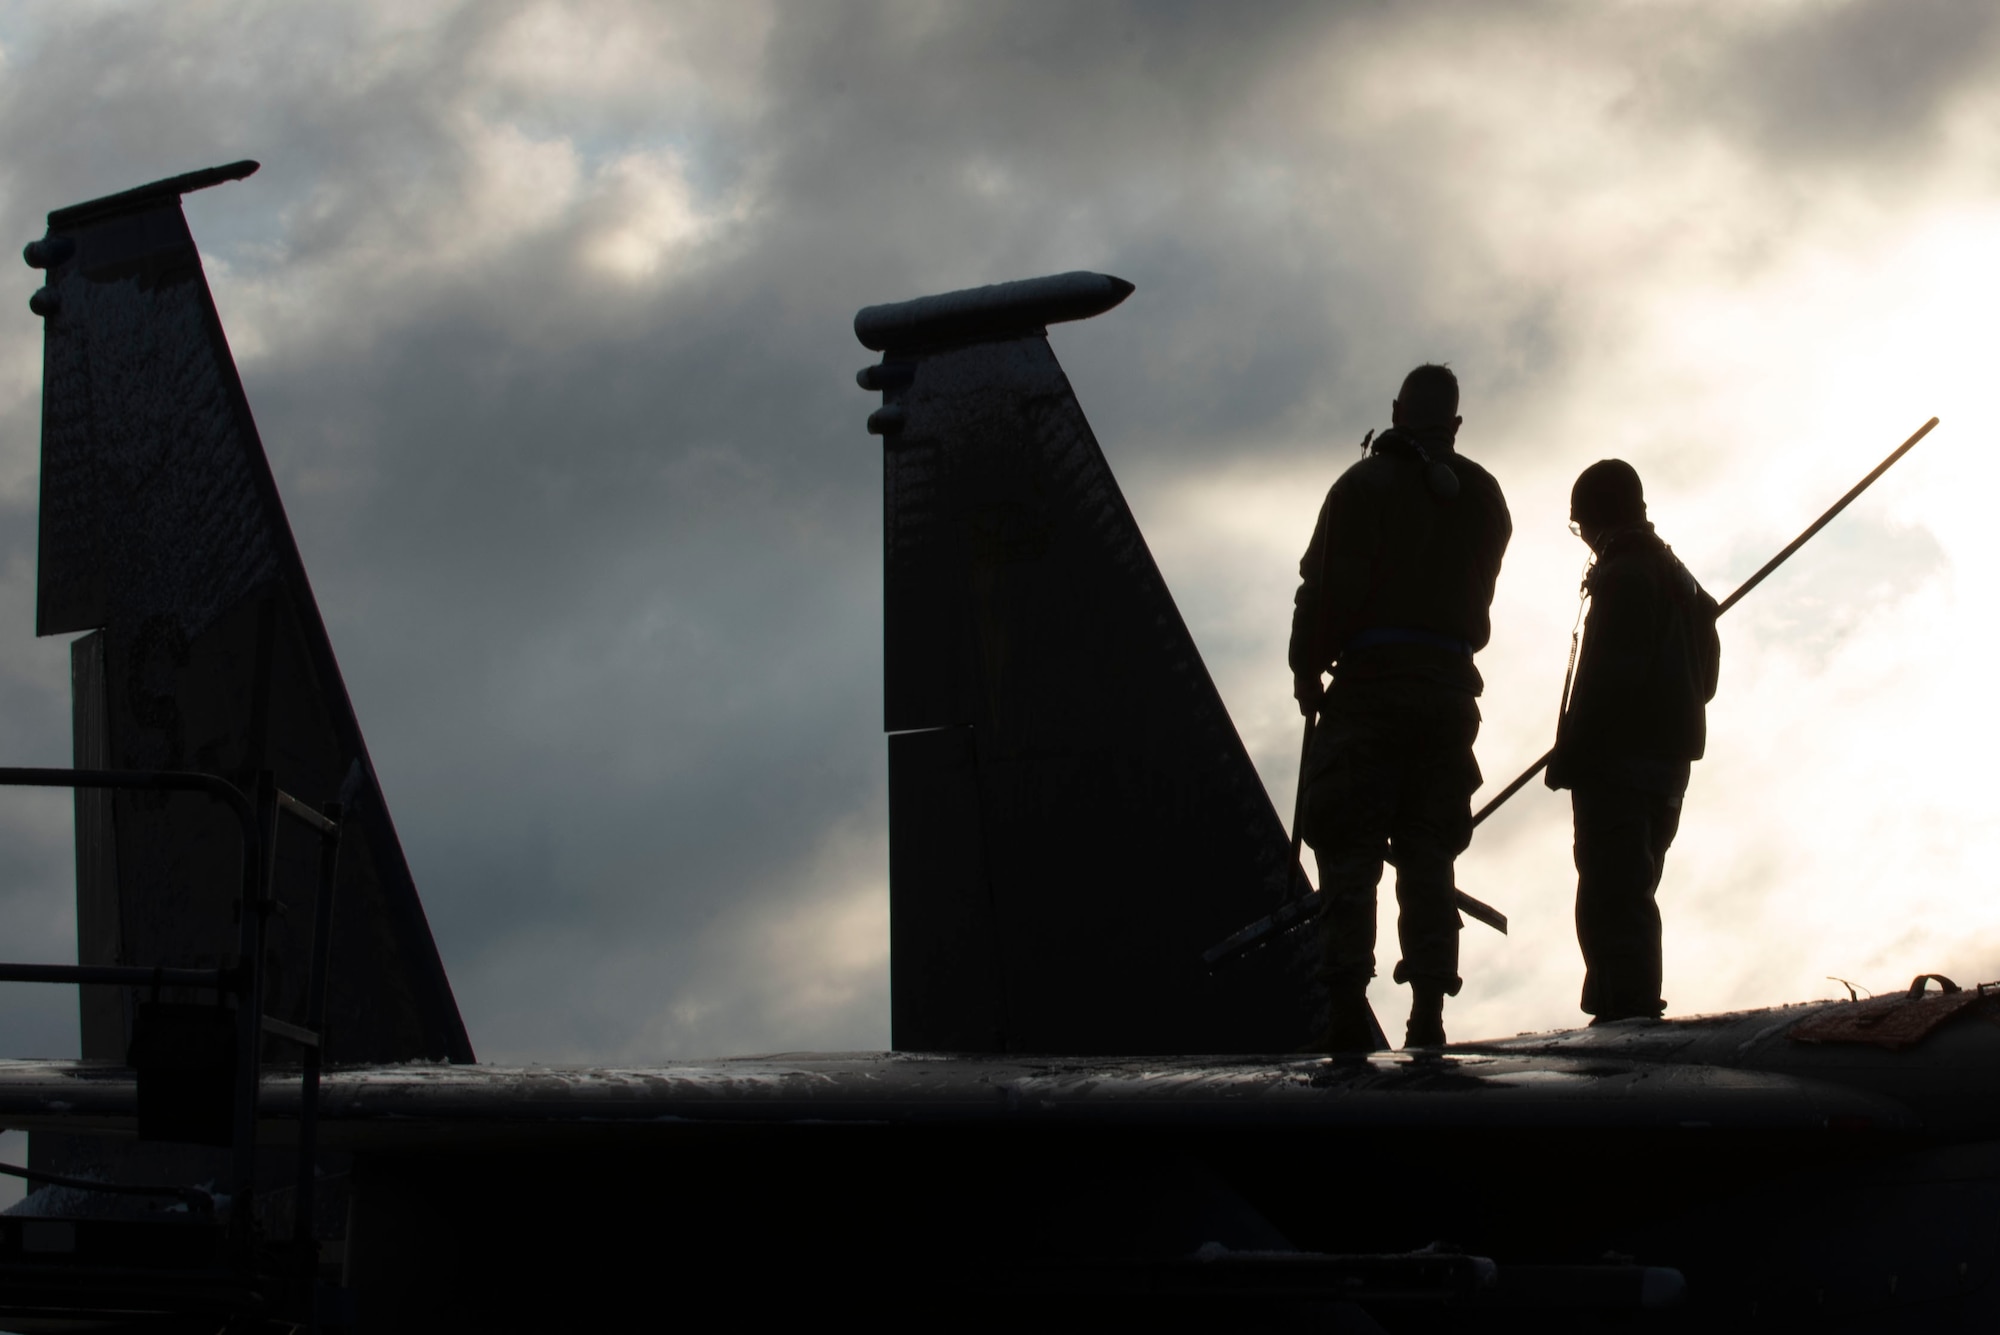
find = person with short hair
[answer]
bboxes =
[1547,460,1720,1024]
[1290,364,1512,1050]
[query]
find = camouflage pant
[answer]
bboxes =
[1301,677,1481,996]
[1572,782,1682,1019]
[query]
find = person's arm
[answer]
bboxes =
[1693,582,1721,704]
[1463,467,1512,653]
[1557,559,1657,768]
[1289,472,1380,712]
[1289,488,1337,715]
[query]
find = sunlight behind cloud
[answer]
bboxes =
[5,0,2000,1064]
[581,150,733,282]
[1134,17,2000,1042]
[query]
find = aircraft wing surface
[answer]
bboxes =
[0,1043,1924,1145]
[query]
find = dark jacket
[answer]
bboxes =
[1548,524,1720,792]
[1289,429,1512,695]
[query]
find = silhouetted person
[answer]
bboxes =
[1546,460,1720,1023]
[1290,365,1511,1050]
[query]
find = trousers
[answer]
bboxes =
[1572,781,1682,1019]
[1301,677,1481,996]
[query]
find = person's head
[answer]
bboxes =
[1570,459,1646,550]
[1391,364,1461,439]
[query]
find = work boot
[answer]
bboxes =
[1318,984,1380,1053]
[1587,994,1667,1026]
[1587,1006,1665,1027]
[1404,986,1446,1049]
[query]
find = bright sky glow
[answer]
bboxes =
[0,2,1996,1062]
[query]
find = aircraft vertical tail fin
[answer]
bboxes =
[858,274,1315,1054]
[27,164,473,1064]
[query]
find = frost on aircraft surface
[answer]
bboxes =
[0,164,1997,1331]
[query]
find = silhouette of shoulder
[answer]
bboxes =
[1330,450,1407,498]
[1443,451,1508,521]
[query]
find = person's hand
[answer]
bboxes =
[1294,671,1324,718]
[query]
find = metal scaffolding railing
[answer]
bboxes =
[0,766,345,1326]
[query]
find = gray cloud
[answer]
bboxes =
[0,1,1991,1061]
[1685,0,2000,167]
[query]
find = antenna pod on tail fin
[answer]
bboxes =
[28,165,472,1065]
[858,273,1316,1054]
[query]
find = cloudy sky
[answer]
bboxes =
[0,0,1992,1074]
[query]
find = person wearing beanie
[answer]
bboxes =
[1547,460,1720,1024]
[1289,364,1512,1051]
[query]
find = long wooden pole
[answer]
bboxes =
[1468,414,1938,829]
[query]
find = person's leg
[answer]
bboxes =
[1312,843,1386,1051]
[1571,788,1608,1017]
[1572,783,1667,1021]
[1388,688,1480,1048]
[1302,687,1399,1051]
[1314,845,1386,987]
[1389,838,1458,1046]
[1640,790,1682,1010]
